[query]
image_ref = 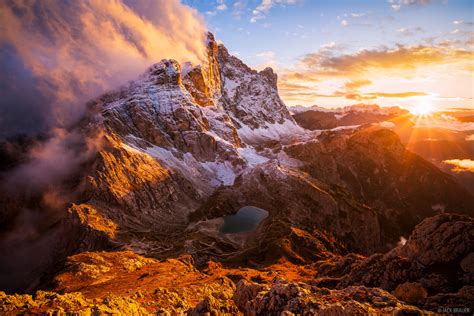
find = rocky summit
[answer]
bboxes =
[0,33,473,315]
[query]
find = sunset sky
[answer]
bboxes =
[184,0,474,111]
[0,0,472,138]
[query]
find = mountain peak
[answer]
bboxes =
[147,59,182,85]
[259,67,278,88]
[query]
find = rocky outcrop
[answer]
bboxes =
[182,33,222,107]
[314,213,474,310]
[393,282,428,305]
[233,279,424,315]
[391,213,474,266]
[0,291,149,315]
[217,43,296,130]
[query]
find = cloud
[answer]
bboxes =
[0,1,209,290]
[321,42,337,49]
[255,50,277,70]
[366,91,428,98]
[256,51,276,59]
[398,236,407,246]
[299,45,473,76]
[349,13,366,18]
[279,43,474,102]
[278,41,473,106]
[397,27,425,36]
[0,0,207,138]
[412,114,474,131]
[216,0,227,11]
[341,20,349,27]
[345,91,427,100]
[250,0,300,23]
[388,0,432,11]
[453,20,474,26]
[232,0,246,19]
[443,159,474,173]
[344,79,372,90]
[466,134,474,141]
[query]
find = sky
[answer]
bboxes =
[183,0,474,111]
[0,0,472,139]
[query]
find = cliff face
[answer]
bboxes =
[1,33,473,314]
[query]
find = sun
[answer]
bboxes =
[411,100,434,116]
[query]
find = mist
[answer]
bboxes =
[0,0,207,138]
[0,0,209,292]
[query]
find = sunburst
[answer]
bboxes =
[411,100,434,117]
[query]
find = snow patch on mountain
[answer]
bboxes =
[238,147,269,166]
[123,139,238,188]
[201,160,236,186]
[237,120,306,143]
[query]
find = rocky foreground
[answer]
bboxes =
[1,213,473,314]
[1,33,473,314]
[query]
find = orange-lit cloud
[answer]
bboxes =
[443,159,474,173]
[344,79,372,90]
[299,45,473,76]
[278,43,473,107]
[0,0,207,131]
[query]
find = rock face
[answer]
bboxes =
[234,280,424,315]
[393,213,474,266]
[314,214,474,310]
[1,33,473,314]
[218,44,293,130]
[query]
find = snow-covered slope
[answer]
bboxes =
[216,40,303,136]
